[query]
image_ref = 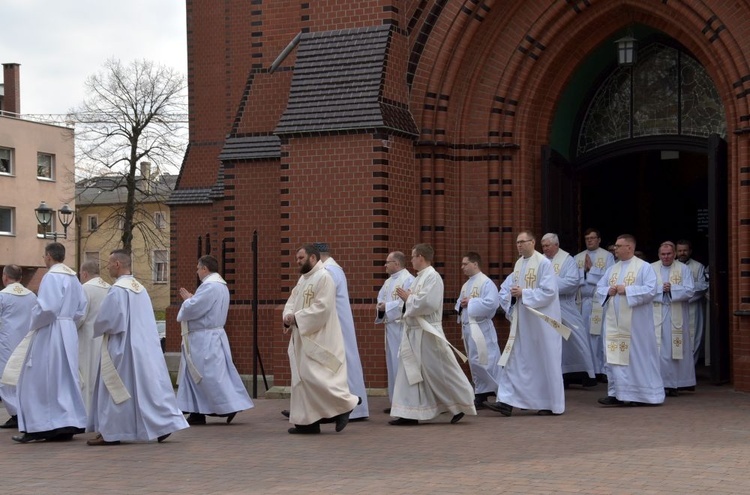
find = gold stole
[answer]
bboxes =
[652,261,685,359]
[603,257,644,366]
[459,273,491,366]
[499,252,542,367]
[575,249,607,334]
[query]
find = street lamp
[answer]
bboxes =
[615,34,638,66]
[35,201,74,241]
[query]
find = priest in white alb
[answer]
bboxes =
[317,243,369,420]
[283,244,359,434]
[575,228,615,378]
[5,243,88,443]
[87,249,189,445]
[487,231,565,417]
[676,239,708,365]
[177,255,254,425]
[389,243,476,426]
[375,251,414,410]
[455,251,502,409]
[596,234,664,406]
[541,233,596,387]
[77,260,111,415]
[0,264,37,430]
[652,241,695,396]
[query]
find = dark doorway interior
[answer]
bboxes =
[577,149,708,263]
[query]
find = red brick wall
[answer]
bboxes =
[180,0,750,391]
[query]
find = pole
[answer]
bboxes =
[252,230,258,398]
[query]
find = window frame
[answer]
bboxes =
[154,211,167,230]
[37,152,55,180]
[87,214,99,232]
[0,206,15,235]
[0,147,13,175]
[152,249,169,284]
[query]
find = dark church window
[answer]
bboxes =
[577,43,726,155]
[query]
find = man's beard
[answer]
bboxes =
[300,259,313,274]
[677,255,688,263]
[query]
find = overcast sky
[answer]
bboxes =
[1,0,187,116]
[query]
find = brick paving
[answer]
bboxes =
[1,381,749,494]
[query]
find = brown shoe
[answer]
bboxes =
[86,434,120,446]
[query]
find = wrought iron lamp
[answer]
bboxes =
[35,201,74,241]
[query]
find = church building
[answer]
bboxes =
[168,1,750,392]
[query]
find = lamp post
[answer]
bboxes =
[35,201,75,241]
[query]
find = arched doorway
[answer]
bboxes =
[545,33,730,382]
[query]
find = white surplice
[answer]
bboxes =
[16,264,88,434]
[575,248,615,374]
[176,273,254,415]
[323,257,369,419]
[685,258,708,364]
[89,276,189,442]
[455,272,501,395]
[0,283,37,417]
[375,268,414,401]
[77,276,111,415]
[596,258,664,404]
[497,252,565,414]
[284,261,359,426]
[552,251,595,377]
[390,266,476,421]
[653,261,696,388]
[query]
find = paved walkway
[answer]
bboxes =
[1,381,749,494]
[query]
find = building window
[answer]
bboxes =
[0,147,13,175]
[117,216,125,230]
[0,207,14,235]
[154,211,166,230]
[153,250,168,283]
[87,214,99,232]
[37,152,55,180]
[37,212,55,238]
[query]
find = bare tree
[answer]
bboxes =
[71,58,187,252]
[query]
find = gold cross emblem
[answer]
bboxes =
[553,263,560,275]
[12,285,23,294]
[670,273,682,284]
[609,273,618,286]
[303,284,314,308]
[524,268,536,288]
[470,287,480,298]
[130,279,142,291]
[623,272,636,285]
[673,336,682,347]
[595,257,605,269]
[391,285,400,300]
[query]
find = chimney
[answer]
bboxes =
[140,161,152,193]
[2,63,20,115]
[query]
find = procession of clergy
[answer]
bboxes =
[0,229,708,441]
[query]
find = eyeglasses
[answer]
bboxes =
[613,244,629,249]
[385,260,397,264]
[516,240,532,245]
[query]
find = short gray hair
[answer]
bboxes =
[541,233,559,245]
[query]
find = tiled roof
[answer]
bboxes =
[275,25,418,136]
[76,174,176,205]
[166,188,213,206]
[218,135,281,161]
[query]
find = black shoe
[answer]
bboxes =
[383,407,391,414]
[451,412,465,424]
[537,409,560,416]
[288,423,321,434]
[0,415,18,429]
[281,410,290,418]
[582,377,598,388]
[12,432,45,443]
[225,412,237,424]
[157,433,171,443]
[335,410,351,432]
[187,413,206,425]
[388,417,419,426]
[474,399,487,410]
[596,373,608,383]
[485,401,513,416]
[597,396,624,406]
[665,388,679,397]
